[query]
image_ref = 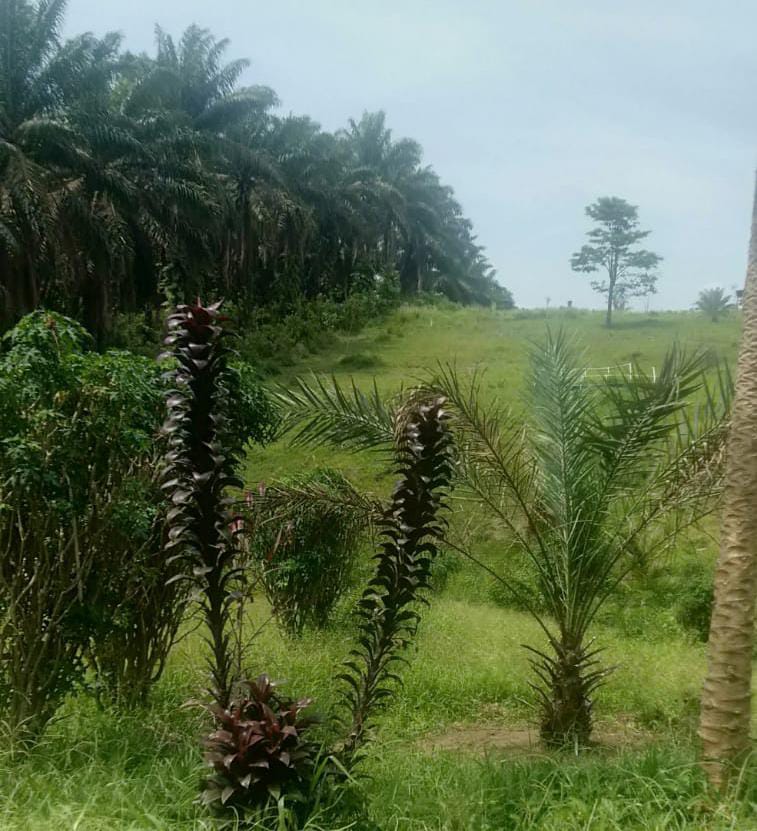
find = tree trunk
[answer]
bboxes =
[530,632,599,749]
[605,276,614,328]
[699,171,757,789]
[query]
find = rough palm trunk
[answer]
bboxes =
[699,172,757,788]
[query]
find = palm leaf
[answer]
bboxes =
[273,374,395,452]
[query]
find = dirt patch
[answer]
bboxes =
[421,718,653,757]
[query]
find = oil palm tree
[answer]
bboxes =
[0,0,88,319]
[0,1,202,338]
[699,174,757,789]
[695,287,733,322]
[275,334,730,747]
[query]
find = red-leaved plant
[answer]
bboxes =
[202,674,318,810]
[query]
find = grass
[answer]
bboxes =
[2,305,755,829]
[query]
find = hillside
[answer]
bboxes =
[248,305,742,486]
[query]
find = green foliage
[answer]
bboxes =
[694,287,733,322]
[245,470,374,635]
[0,308,277,732]
[227,360,280,452]
[672,558,715,642]
[423,332,731,746]
[202,675,319,813]
[338,352,384,370]
[0,311,173,733]
[274,374,395,453]
[238,290,398,374]
[0,2,509,342]
[571,197,661,326]
[0,307,749,828]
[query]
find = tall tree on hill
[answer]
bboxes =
[571,197,661,327]
[699,173,757,789]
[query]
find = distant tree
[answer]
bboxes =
[571,197,661,327]
[695,287,733,322]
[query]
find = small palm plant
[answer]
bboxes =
[275,333,730,748]
[423,333,729,746]
[695,287,733,322]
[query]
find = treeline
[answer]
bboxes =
[0,0,512,343]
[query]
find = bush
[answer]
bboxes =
[246,470,371,635]
[338,352,383,370]
[238,284,399,374]
[0,310,279,733]
[0,312,172,732]
[673,559,715,642]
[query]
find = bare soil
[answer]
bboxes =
[422,717,653,757]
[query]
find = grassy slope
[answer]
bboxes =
[245,305,741,487]
[2,306,755,831]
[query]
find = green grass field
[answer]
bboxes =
[2,306,755,831]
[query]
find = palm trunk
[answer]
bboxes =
[699,171,757,789]
[530,631,599,748]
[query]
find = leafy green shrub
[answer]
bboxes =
[246,470,374,635]
[238,286,399,374]
[338,352,383,370]
[108,311,164,357]
[0,310,277,733]
[203,675,318,812]
[673,559,715,642]
[0,312,173,732]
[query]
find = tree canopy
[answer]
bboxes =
[571,197,661,326]
[695,287,733,322]
[0,0,511,343]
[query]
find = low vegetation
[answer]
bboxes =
[0,304,753,830]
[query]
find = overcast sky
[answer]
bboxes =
[64,0,756,309]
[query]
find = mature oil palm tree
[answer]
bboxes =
[275,334,730,747]
[0,0,87,319]
[699,174,757,789]
[0,1,199,339]
[2,3,508,334]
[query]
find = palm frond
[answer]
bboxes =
[243,468,382,532]
[273,374,395,452]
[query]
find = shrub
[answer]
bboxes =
[0,308,279,735]
[338,352,383,370]
[238,285,399,374]
[673,559,715,642]
[0,312,177,732]
[202,675,318,811]
[245,470,374,635]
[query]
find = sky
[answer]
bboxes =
[64,0,757,310]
